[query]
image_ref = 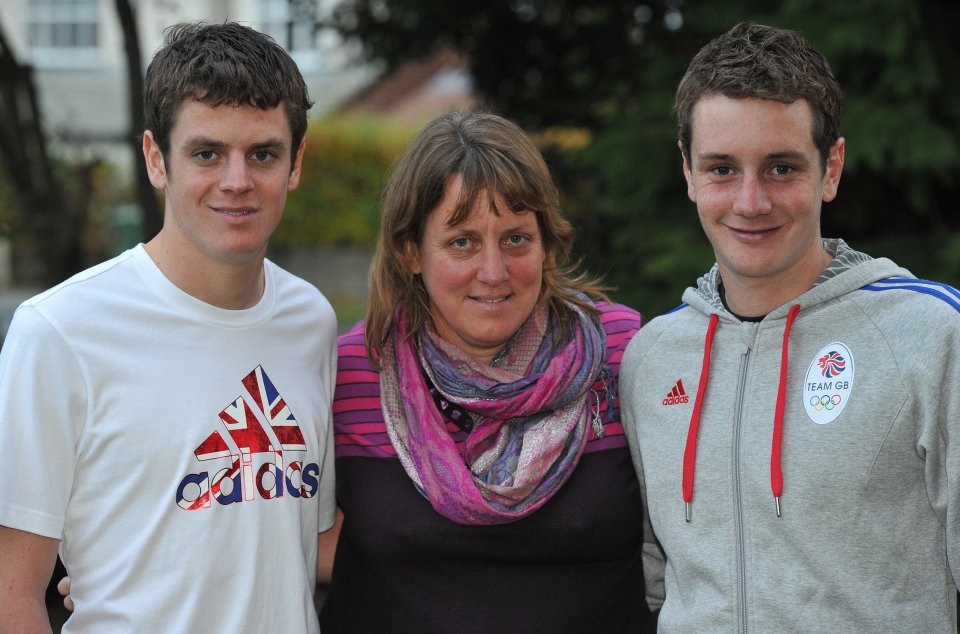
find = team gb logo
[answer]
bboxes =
[802,342,854,425]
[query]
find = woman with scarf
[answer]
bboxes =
[318,112,654,632]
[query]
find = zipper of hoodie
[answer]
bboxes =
[733,343,751,634]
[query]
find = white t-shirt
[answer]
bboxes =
[0,245,337,633]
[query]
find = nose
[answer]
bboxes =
[220,153,254,193]
[476,244,508,285]
[732,173,771,217]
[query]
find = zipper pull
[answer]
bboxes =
[590,388,604,438]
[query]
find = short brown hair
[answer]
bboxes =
[144,22,312,165]
[365,111,606,365]
[676,22,843,167]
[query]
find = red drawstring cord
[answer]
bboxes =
[682,313,719,522]
[771,304,801,517]
[682,305,801,522]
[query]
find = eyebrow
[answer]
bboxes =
[441,217,539,238]
[182,137,287,153]
[696,152,733,163]
[696,150,810,163]
[767,151,809,162]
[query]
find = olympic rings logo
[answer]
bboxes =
[809,394,842,411]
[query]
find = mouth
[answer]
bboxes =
[470,295,510,304]
[213,207,256,217]
[728,225,781,240]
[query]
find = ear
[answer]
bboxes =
[287,139,306,191]
[680,140,696,203]
[404,240,422,275]
[821,137,845,203]
[143,131,168,189]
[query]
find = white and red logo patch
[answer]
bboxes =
[803,342,855,425]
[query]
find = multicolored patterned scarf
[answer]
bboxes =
[380,299,607,525]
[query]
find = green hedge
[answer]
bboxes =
[273,115,417,250]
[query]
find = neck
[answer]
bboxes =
[720,245,832,318]
[144,235,266,310]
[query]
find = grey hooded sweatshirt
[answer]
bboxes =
[621,239,959,632]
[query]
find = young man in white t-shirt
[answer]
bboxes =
[0,22,338,632]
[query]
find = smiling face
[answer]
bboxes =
[144,99,303,271]
[683,95,844,314]
[408,175,546,364]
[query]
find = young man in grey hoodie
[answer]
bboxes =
[621,21,958,632]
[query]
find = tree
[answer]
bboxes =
[0,21,88,284]
[114,0,162,240]
[330,0,663,129]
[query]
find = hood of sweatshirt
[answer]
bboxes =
[681,238,912,321]
[675,238,913,520]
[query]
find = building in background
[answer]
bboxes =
[337,48,475,127]
[0,0,377,162]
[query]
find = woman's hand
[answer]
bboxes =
[57,575,74,612]
[317,508,343,584]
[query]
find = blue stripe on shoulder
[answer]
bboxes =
[861,277,960,312]
[666,303,688,315]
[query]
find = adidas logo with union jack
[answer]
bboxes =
[176,365,319,511]
[662,379,689,406]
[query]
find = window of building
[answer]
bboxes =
[262,0,316,51]
[262,0,347,71]
[28,0,100,67]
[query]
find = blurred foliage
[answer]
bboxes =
[0,168,17,236]
[0,151,123,281]
[80,160,132,259]
[331,0,960,317]
[272,114,417,251]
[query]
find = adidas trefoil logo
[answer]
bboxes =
[662,379,689,406]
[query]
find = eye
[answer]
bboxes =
[771,164,794,176]
[450,236,472,250]
[710,165,733,177]
[252,149,277,163]
[194,150,217,161]
[505,234,530,246]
